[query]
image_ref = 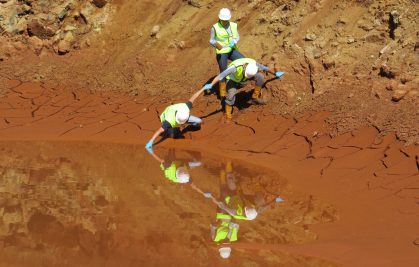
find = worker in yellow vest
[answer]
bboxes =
[204,58,284,119]
[210,8,245,99]
[216,160,258,221]
[145,86,210,153]
[148,149,202,184]
[210,160,257,259]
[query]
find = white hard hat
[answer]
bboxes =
[175,107,190,124]
[245,63,258,78]
[219,246,231,259]
[218,8,231,21]
[175,167,190,183]
[244,207,258,220]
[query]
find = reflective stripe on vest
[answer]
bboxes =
[160,103,189,128]
[228,195,252,220]
[214,221,239,242]
[212,22,238,54]
[216,212,232,220]
[226,58,256,83]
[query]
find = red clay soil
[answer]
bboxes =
[0,1,418,265]
[0,81,418,266]
[1,0,418,144]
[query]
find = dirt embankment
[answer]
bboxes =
[0,0,418,144]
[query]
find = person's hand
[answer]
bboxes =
[204,84,212,90]
[229,40,236,48]
[215,42,223,50]
[145,140,153,154]
[275,71,285,78]
[275,197,284,203]
[217,201,227,209]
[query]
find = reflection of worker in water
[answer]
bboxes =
[148,149,202,184]
[210,160,258,259]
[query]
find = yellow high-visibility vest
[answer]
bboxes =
[227,58,256,83]
[212,22,238,54]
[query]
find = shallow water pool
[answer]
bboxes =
[0,141,338,266]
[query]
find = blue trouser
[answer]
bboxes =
[216,50,245,82]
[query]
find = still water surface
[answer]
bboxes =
[0,141,338,266]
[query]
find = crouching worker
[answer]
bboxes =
[145,86,209,153]
[204,58,284,120]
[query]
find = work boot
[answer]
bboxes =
[251,86,262,99]
[219,82,227,98]
[226,160,233,173]
[225,104,233,120]
[250,86,267,105]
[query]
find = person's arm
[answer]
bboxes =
[228,25,239,46]
[145,127,165,152]
[210,27,223,50]
[205,66,236,89]
[257,63,270,73]
[210,224,217,240]
[257,62,285,78]
[150,149,164,163]
[217,202,238,217]
[233,30,240,44]
[188,87,207,104]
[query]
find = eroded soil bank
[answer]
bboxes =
[1,0,418,144]
[0,81,418,266]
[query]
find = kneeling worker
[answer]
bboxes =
[145,86,210,152]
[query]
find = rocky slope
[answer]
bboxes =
[0,0,418,143]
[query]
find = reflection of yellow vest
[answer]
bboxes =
[212,22,238,54]
[214,221,239,243]
[159,103,189,128]
[160,161,183,183]
[216,195,249,220]
[227,58,256,83]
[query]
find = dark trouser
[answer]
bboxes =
[216,50,245,82]
[225,73,265,106]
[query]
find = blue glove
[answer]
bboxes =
[145,140,153,154]
[275,71,285,78]
[229,40,236,48]
[204,84,212,90]
[275,197,284,203]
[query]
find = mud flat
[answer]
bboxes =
[0,82,418,266]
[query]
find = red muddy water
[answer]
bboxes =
[0,142,339,267]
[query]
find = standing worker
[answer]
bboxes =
[145,86,210,153]
[210,8,245,99]
[204,58,284,120]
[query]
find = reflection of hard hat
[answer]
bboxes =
[175,167,190,183]
[219,246,231,259]
[245,207,258,220]
[245,63,258,78]
[218,8,231,21]
[175,107,190,124]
